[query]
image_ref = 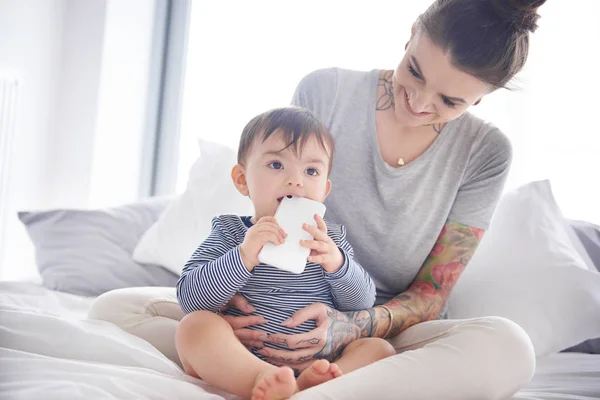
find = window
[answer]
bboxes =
[177,1,600,223]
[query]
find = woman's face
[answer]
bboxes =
[393,27,491,128]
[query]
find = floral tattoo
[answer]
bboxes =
[312,308,373,362]
[376,70,395,111]
[381,219,484,337]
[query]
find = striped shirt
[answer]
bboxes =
[177,214,376,360]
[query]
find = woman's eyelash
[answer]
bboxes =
[408,65,421,79]
[442,96,456,108]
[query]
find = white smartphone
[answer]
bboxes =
[257,196,326,274]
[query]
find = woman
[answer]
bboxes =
[90,0,546,398]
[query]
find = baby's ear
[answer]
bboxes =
[323,179,332,201]
[231,164,250,196]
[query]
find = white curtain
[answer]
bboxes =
[178,0,600,224]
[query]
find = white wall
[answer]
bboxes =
[90,0,155,208]
[47,0,107,209]
[0,0,68,280]
[0,0,156,280]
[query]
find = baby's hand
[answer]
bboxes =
[240,216,287,271]
[300,214,344,273]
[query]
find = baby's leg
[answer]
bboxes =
[176,310,295,399]
[334,338,396,374]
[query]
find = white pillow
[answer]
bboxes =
[133,140,253,275]
[447,180,600,357]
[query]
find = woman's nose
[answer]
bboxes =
[409,91,434,113]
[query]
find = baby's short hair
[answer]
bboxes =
[237,107,335,174]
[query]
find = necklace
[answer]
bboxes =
[396,124,442,167]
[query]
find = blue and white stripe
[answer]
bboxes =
[177,215,376,339]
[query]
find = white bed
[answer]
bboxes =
[0,281,236,400]
[1,281,599,400]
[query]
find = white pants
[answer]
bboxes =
[88,287,535,400]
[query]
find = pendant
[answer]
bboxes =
[397,157,405,166]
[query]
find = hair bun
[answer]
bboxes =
[490,0,547,33]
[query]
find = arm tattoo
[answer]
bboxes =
[366,308,375,337]
[313,308,372,361]
[296,338,321,346]
[376,220,485,338]
[269,337,289,347]
[376,70,395,111]
[297,355,313,363]
[271,356,294,364]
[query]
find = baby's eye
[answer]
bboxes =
[268,161,283,170]
[305,167,319,176]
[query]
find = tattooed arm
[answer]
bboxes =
[371,219,484,338]
[261,219,484,369]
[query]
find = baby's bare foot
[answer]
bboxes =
[296,359,342,391]
[251,367,297,400]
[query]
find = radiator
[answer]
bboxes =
[0,73,20,264]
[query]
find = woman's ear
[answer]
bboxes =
[231,164,250,196]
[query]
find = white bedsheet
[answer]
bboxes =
[1,281,599,400]
[513,353,600,400]
[0,281,236,400]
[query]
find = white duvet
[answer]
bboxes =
[1,281,599,400]
[0,282,236,400]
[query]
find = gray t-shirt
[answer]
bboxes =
[291,68,512,305]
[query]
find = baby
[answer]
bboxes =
[176,107,395,400]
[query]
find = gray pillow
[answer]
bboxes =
[563,219,600,354]
[18,197,178,296]
[570,219,600,268]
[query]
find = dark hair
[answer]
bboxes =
[419,0,547,89]
[237,107,335,174]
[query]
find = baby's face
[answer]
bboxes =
[241,133,332,220]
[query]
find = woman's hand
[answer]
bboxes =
[258,303,371,372]
[220,294,268,349]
